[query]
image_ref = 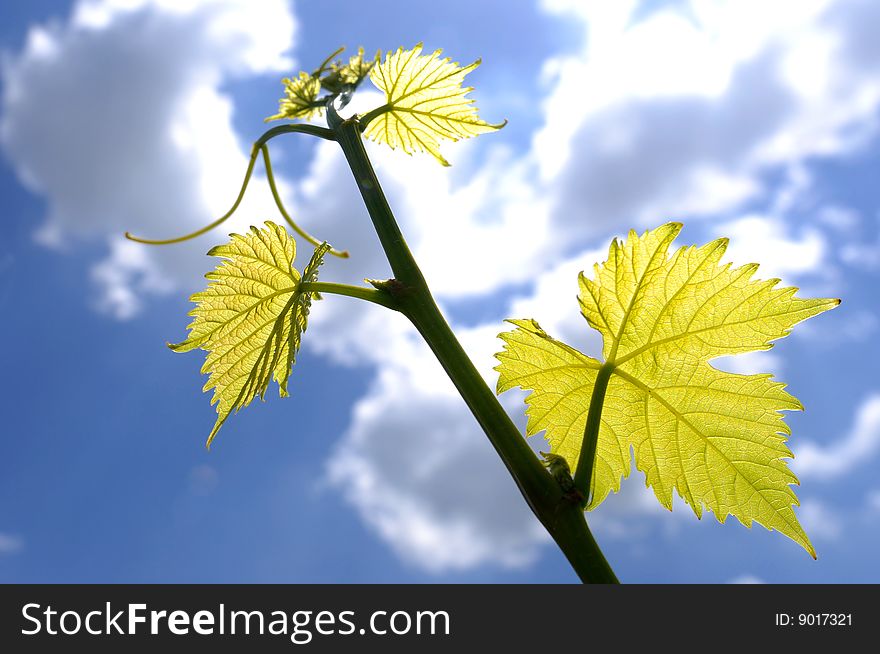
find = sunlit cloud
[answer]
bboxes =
[794,394,880,481]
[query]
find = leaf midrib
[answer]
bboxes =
[606,238,668,363]
[613,304,816,368]
[610,365,806,541]
[184,285,296,349]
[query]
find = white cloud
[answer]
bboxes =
[866,489,880,513]
[712,350,784,377]
[840,212,880,271]
[507,245,607,355]
[326,360,547,573]
[817,205,860,232]
[841,242,880,271]
[0,533,24,555]
[794,394,880,481]
[298,123,555,302]
[714,215,827,283]
[837,310,879,342]
[536,0,880,245]
[90,235,174,319]
[188,464,219,496]
[586,477,690,541]
[728,574,766,584]
[797,498,843,542]
[710,212,842,304]
[1,0,298,317]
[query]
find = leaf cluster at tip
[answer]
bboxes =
[266,43,505,165]
[495,223,839,556]
[265,46,379,123]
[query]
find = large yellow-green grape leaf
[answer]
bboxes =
[170,222,329,446]
[265,71,322,122]
[363,43,506,166]
[495,223,839,556]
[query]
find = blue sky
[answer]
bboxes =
[1,0,879,583]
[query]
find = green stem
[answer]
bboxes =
[331,112,618,584]
[574,362,614,500]
[331,116,424,284]
[255,123,336,147]
[300,281,400,312]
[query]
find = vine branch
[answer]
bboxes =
[329,104,618,583]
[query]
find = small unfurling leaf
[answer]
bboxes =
[320,47,379,94]
[265,71,322,122]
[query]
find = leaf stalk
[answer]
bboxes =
[574,361,615,502]
[300,281,400,312]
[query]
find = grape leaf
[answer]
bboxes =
[170,222,329,446]
[495,223,838,556]
[265,71,322,122]
[362,43,506,166]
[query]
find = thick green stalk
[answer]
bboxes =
[331,115,618,583]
